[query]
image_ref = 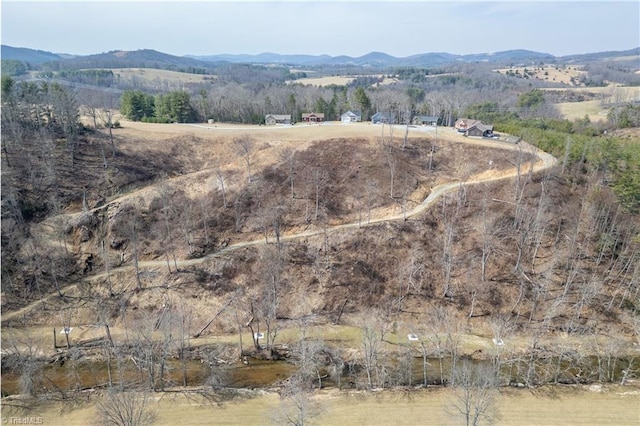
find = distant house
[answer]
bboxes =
[341,110,362,123]
[412,115,439,126]
[467,123,494,138]
[265,114,292,125]
[371,112,397,124]
[454,118,479,133]
[302,112,325,123]
[454,118,494,137]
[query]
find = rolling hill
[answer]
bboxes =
[1,45,65,63]
[4,45,637,70]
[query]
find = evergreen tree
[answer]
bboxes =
[120,90,155,121]
[354,87,371,119]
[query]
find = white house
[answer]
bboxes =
[341,110,362,123]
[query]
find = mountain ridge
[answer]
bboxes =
[2,45,638,69]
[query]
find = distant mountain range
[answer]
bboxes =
[188,49,561,67]
[2,45,638,69]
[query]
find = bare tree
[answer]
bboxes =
[379,123,398,199]
[214,166,228,208]
[279,147,297,199]
[447,361,500,426]
[96,390,157,426]
[440,194,457,299]
[156,178,179,273]
[258,245,284,350]
[358,310,391,389]
[272,382,323,426]
[123,208,143,290]
[2,328,45,397]
[310,166,329,222]
[99,102,117,157]
[234,135,256,184]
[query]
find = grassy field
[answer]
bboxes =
[494,66,586,86]
[544,86,640,121]
[111,68,214,85]
[287,75,398,87]
[555,100,610,122]
[543,85,640,101]
[4,384,639,425]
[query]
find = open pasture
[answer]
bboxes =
[111,67,214,86]
[4,385,639,426]
[494,65,586,86]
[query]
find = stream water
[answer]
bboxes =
[2,354,636,396]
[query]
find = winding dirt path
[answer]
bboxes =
[1,131,558,323]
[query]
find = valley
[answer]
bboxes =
[1,44,639,425]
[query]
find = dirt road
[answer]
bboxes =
[2,126,557,323]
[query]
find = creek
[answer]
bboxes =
[1,353,636,396]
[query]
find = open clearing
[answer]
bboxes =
[4,385,639,425]
[110,67,214,85]
[288,74,398,87]
[545,85,640,121]
[543,85,640,102]
[555,99,611,122]
[495,66,587,86]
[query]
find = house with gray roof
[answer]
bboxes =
[412,115,439,126]
[265,114,292,125]
[371,112,397,124]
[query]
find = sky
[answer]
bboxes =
[1,1,639,58]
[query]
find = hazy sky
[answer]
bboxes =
[1,1,638,58]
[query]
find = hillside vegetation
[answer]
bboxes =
[1,57,639,424]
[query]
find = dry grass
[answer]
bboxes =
[494,66,586,86]
[543,85,640,101]
[546,86,640,121]
[288,75,356,86]
[110,68,213,85]
[5,385,639,426]
[555,100,610,122]
[287,74,398,87]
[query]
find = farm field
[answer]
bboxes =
[288,74,398,87]
[110,67,214,86]
[494,65,587,85]
[555,99,611,122]
[4,384,639,426]
[545,86,640,121]
[543,85,640,102]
